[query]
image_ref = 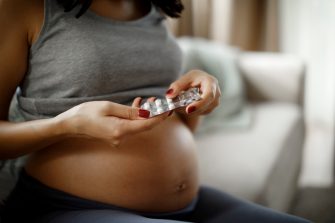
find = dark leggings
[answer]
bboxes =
[1,170,311,223]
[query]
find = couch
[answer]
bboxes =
[178,38,306,212]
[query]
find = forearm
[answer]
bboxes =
[0,117,67,159]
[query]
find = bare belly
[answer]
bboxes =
[25,114,199,212]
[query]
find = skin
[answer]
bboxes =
[0,0,221,212]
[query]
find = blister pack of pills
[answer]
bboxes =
[140,87,202,117]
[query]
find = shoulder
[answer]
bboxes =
[0,0,44,45]
[0,0,40,24]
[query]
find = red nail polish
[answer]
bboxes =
[166,88,174,95]
[139,109,150,118]
[187,106,196,114]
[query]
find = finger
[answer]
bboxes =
[186,99,211,115]
[200,97,220,115]
[104,102,150,120]
[186,78,219,114]
[166,74,195,99]
[108,139,122,149]
[202,106,216,115]
[168,110,174,116]
[137,97,156,119]
[175,106,186,114]
[123,112,169,134]
[192,93,220,115]
[132,97,142,108]
[216,85,222,98]
[147,97,156,102]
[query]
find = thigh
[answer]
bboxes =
[186,186,311,223]
[37,210,192,223]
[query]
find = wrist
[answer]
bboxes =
[52,114,78,138]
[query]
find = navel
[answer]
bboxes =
[176,182,187,192]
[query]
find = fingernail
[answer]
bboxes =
[166,88,174,95]
[168,110,173,116]
[139,109,150,118]
[187,106,196,114]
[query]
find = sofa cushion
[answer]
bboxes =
[238,53,305,104]
[195,102,304,211]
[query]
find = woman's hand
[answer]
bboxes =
[166,70,221,116]
[55,100,169,148]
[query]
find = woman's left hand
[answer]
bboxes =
[166,70,221,116]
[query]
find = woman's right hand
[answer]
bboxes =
[55,99,169,148]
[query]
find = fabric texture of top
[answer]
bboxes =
[14,0,182,121]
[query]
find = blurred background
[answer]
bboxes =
[167,0,335,222]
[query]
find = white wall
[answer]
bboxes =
[280,0,335,187]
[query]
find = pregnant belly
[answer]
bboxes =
[25,114,199,212]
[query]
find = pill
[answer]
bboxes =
[140,88,201,117]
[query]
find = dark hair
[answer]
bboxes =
[57,0,184,19]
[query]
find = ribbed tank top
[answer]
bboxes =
[15,0,182,121]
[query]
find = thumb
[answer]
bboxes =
[104,102,150,120]
[166,75,192,99]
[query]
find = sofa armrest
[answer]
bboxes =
[238,52,305,105]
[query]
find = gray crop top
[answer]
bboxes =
[14,0,182,121]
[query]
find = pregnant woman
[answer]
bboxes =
[0,0,310,222]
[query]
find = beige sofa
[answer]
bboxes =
[178,38,305,212]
